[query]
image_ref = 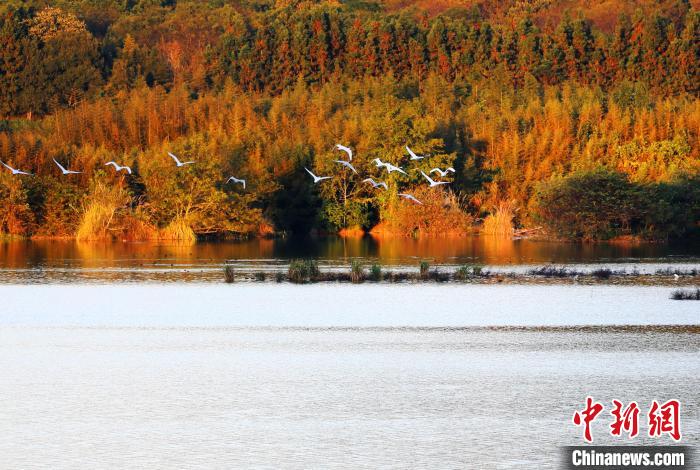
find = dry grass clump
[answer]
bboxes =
[76,182,128,241]
[159,217,196,243]
[118,215,158,241]
[481,201,515,236]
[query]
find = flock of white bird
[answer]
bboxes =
[0,144,455,205]
[306,144,455,205]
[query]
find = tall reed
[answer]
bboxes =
[481,202,515,236]
[159,217,196,243]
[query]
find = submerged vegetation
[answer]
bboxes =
[0,1,698,241]
[226,261,699,285]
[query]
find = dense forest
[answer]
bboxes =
[0,0,698,241]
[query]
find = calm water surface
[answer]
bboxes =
[2,239,698,468]
[1,325,697,469]
[1,237,699,283]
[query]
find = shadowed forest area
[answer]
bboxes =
[0,0,698,241]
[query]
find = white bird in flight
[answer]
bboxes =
[372,158,406,174]
[335,144,353,161]
[305,167,332,184]
[105,161,132,174]
[334,160,358,174]
[168,152,195,167]
[430,167,455,177]
[226,176,246,189]
[0,160,31,175]
[53,158,81,175]
[362,178,388,189]
[384,162,407,175]
[398,193,423,205]
[406,146,428,160]
[420,170,450,187]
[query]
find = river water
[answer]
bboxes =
[0,237,699,283]
[1,239,698,469]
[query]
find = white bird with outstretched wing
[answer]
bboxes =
[335,144,353,161]
[362,178,388,189]
[168,152,195,167]
[406,146,428,160]
[398,193,422,205]
[430,167,455,177]
[105,161,132,174]
[420,170,449,187]
[0,160,31,175]
[226,176,246,189]
[53,158,81,175]
[305,167,332,184]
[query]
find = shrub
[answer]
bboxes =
[430,270,450,282]
[528,266,573,277]
[535,170,700,240]
[254,272,266,282]
[288,259,320,283]
[372,187,473,237]
[454,264,484,280]
[275,272,284,283]
[224,265,235,283]
[640,175,700,239]
[591,268,613,279]
[670,289,700,300]
[419,260,430,279]
[455,265,470,280]
[350,260,365,283]
[369,263,382,281]
[534,169,641,240]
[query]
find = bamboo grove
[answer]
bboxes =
[0,0,698,240]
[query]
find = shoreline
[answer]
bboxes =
[2,232,697,246]
[1,264,698,287]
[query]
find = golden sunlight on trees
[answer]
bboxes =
[27,7,87,41]
[0,1,698,240]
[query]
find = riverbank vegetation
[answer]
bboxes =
[0,1,698,241]
[225,260,700,286]
[670,288,700,300]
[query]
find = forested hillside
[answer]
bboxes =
[0,0,698,240]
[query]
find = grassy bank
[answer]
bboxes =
[221,261,700,287]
